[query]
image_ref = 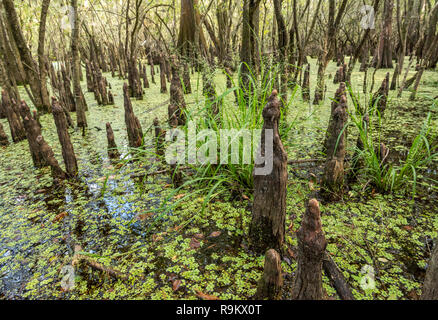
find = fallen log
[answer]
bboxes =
[323,252,355,300]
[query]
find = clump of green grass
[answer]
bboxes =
[348,87,438,197]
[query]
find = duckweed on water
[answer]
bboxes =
[1,59,437,300]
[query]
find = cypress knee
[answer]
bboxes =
[106,123,120,159]
[36,135,67,181]
[249,90,288,254]
[123,83,143,148]
[323,82,347,154]
[291,199,327,300]
[322,93,348,200]
[1,90,26,143]
[108,90,114,105]
[255,249,283,300]
[0,123,9,146]
[52,98,78,178]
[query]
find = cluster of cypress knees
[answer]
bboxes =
[1,50,436,300]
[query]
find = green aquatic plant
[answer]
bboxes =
[348,87,438,197]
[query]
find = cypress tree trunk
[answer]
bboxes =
[71,0,87,130]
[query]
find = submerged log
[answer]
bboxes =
[291,199,327,300]
[323,252,355,300]
[123,83,143,148]
[106,122,120,159]
[421,241,438,300]
[1,90,26,143]
[249,90,288,254]
[52,98,78,178]
[0,123,9,146]
[19,100,48,168]
[255,249,283,300]
[372,72,390,115]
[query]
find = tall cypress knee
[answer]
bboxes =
[255,249,283,300]
[322,91,348,200]
[36,135,67,181]
[123,83,143,148]
[249,90,288,254]
[292,199,327,300]
[106,122,120,159]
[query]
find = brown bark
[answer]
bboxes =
[273,0,289,107]
[36,135,67,182]
[255,249,283,300]
[106,123,120,160]
[160,55,168,94]
[372,72,390,115]
[322,84,348,200]
[123,83,143,148]
[168,56,187,126]
[18,100,48,168]
[372,0,394,68]
[240,0,262,89]
[1,0,51,113]
[61,65,76,112]
[323,252,355,300]
[249,90,288,254]
[177,0,208,60]
[71,0,87,129]
[291,199,327,300]
[421,241,438,300]
[1,90,26,143]
[52,98,78,178]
